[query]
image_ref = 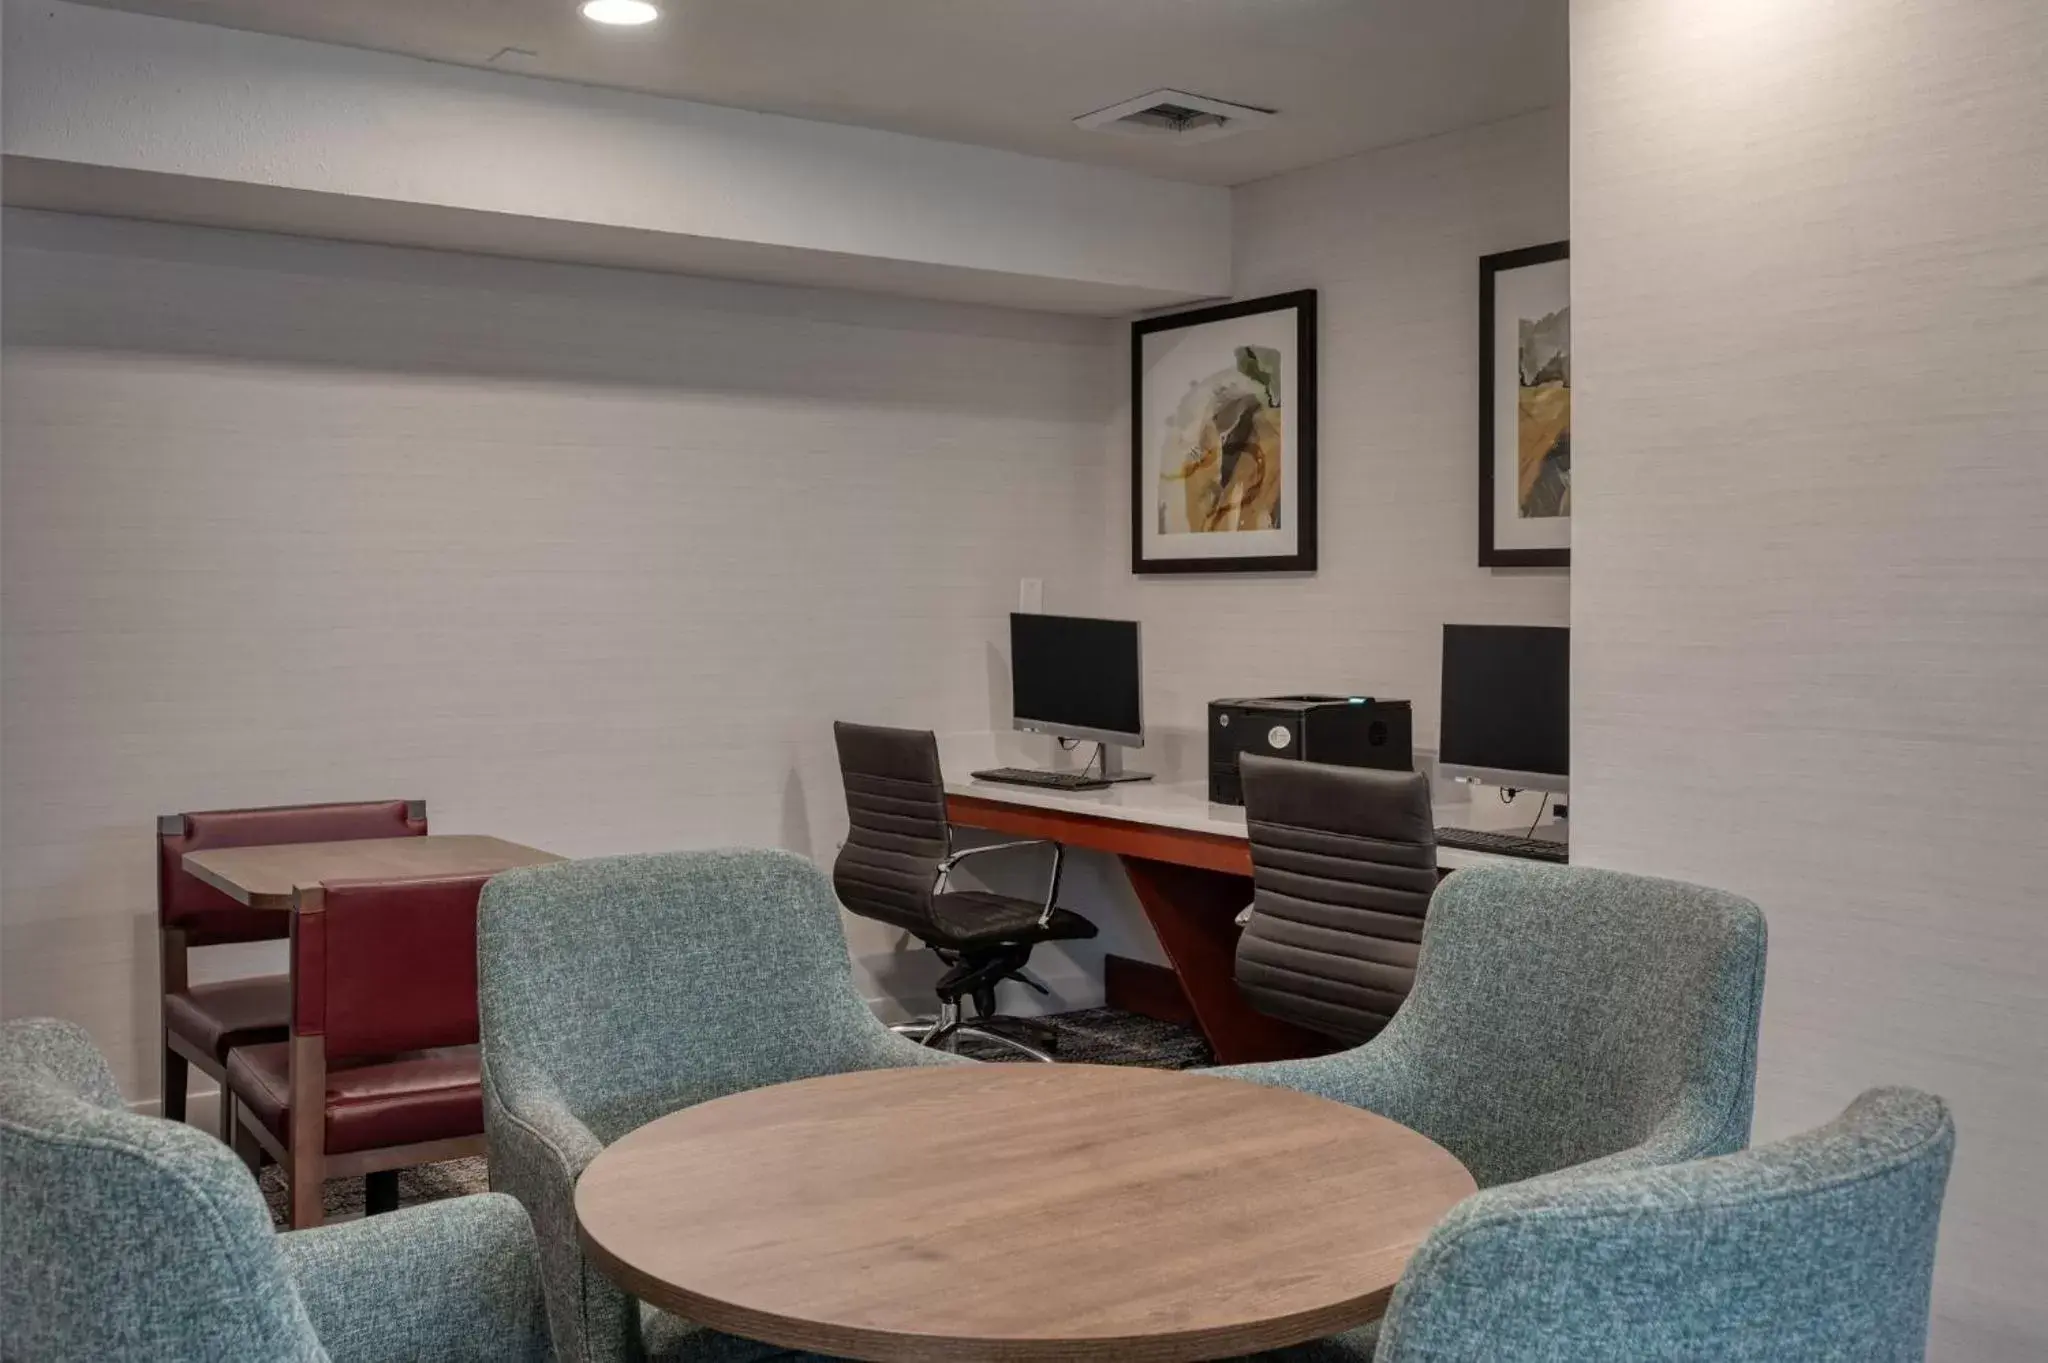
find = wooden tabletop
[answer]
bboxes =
[182,834,564,908]
[575,1064,1475,1363]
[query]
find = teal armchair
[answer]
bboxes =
[0,1017,551,1363]
[478,848,966,1363]
[1366,1086,1954,1361]
[1212,863,1766,1360]
[1213,864,1767,1187]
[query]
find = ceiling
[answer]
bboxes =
[68,0,1568,187]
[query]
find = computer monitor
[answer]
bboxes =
[1438,624,1569,794]
[1009,612,1143,759]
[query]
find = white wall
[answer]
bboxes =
[1571,1,2048,1358]
[2,0,1229,314]
[1106,108,1572,773]
[1033,110,1575,971]
[0,209,1116,1099]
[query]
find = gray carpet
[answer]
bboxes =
[261,1007,1208,1227]
[952,1005,1212,1069]
[262,1155,489,1227]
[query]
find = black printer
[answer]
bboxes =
[1207,695,1415,805]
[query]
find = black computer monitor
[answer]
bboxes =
[1009,613,1143,748]
[1438,624,1568,794]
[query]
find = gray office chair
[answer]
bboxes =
[831,721,1098,1062]
[1234,754,1437,1044]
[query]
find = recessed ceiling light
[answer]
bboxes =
[580,0,659,26]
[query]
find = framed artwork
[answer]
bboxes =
[1479,241,1571,568]
[1131,290,1317,574]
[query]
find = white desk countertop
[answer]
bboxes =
[941,768,1564,873]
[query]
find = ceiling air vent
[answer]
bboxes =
[1074,90,1275,144]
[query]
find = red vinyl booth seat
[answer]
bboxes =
[225,870,491,1225]
[227,1044,482,1154]
[163,978,300,1065]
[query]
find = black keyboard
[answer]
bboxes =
[1435,827,1569,863]
[971,767,1113,791]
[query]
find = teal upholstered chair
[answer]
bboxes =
[1214,864,1767,1186]
[0,1017,551,1363]
[1212,863,1766,1360]
[1257,1087,1953,1362]
[479,848,967,1363]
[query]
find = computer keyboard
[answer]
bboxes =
[1435,827,1569,863]
[971,767,1113,791]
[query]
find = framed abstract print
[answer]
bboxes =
[1479,242,1571,568]
[1131,290,1317,574]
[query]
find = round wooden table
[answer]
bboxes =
[575,1064,1475,1363]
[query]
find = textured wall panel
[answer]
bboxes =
[1571,1,2048,1356]
[0,210,1115,1095]
[1106,108,1573,770]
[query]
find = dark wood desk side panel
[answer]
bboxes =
[944,793,1323,1066]
[1119,856,1328,1065]
[1103,954,1198,1027]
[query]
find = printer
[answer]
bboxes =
[1207,695,1415,805]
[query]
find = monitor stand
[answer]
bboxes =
[1095,743,1153,784]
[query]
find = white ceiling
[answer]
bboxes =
[67,0,1568,187]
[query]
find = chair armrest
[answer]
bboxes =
[937,838,1066,924]
[483,1064,629,1363]
[278,1193,551,1363]
[938,838,1056,870]
[1206,1034,1424,1127]
[485,1043,963,1362]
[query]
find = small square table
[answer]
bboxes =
[183,834,564,909]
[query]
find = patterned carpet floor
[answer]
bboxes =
[260,1007,1209,1227]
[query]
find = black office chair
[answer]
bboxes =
[831,721,1098,1062]
[1233,753,1438,1044]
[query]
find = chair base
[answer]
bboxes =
[951,1026,1056,1063]
[897,1003,1058,1063]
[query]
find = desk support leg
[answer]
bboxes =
[1117,855,1326,1066]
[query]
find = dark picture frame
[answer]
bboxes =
[1479,241,1571,568]
[1131,290,1318,575]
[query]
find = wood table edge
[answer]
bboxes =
[177,852,291,909]
[576,1214,1398,1363]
